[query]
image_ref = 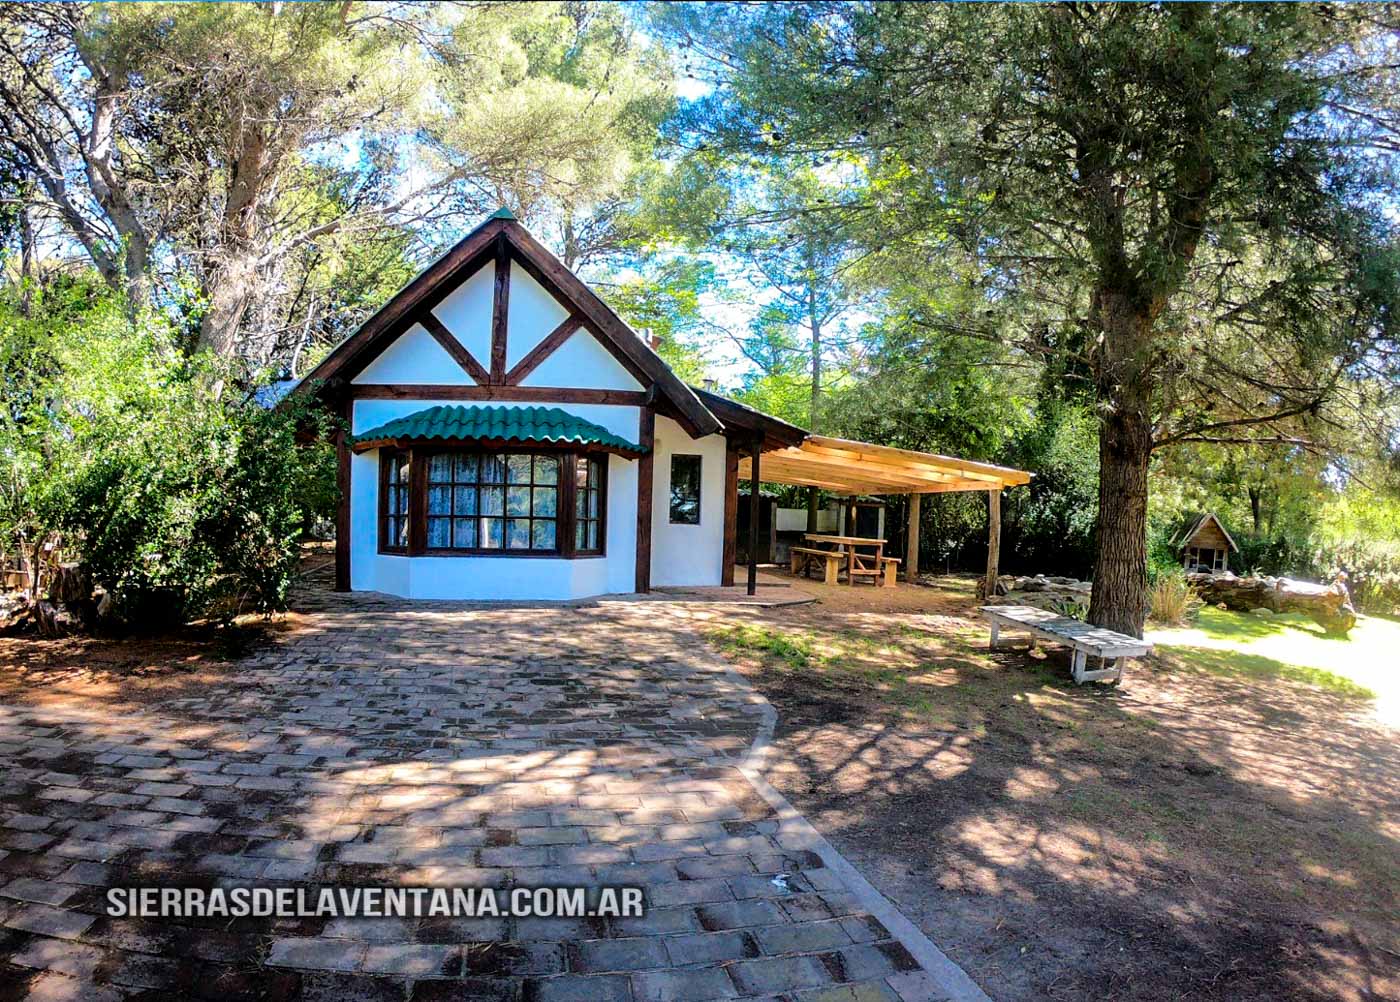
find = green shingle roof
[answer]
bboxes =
[350,405,646,456]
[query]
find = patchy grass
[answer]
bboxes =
[697,570,1400,1002]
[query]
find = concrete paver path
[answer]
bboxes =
[0,590,972,1001]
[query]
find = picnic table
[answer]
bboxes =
[980,604,1153,684]
[791,533,901,587]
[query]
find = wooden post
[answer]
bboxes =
[333,396,352,592]
[635,405,656,593]
[747,439,761,596]
[984,488,1002,599]
[905,492,921,583]
[722,439,739,587]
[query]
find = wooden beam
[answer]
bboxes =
[905,492,921,583]
[806,434,1033,486]
[503,316,582,384]
[419,311,490,384]
[742,449,981,491]
[784,443,982,485]
[722,438,739,587]
[351,384,648,406]
[408,447,427,556]
[985,488,1002,599]
[489,237,510,383]
[333,398,352,592]
[635,405,656,593]
[747,440,761,596]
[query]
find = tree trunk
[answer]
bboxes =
[1088,404,1152,637]
[1248,486,1262,536]
[198,247,259,356]
[1087,289,1155,638]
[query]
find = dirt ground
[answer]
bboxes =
[684,572,1400,1002]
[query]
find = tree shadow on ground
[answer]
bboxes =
[696,585,1400,1002]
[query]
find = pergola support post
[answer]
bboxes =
[905,492,921,583]
[984,488,1002,599]
[747,438,761,596]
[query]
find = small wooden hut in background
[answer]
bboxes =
[1173,512,1238,574]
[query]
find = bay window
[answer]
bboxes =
[379,448,606,557]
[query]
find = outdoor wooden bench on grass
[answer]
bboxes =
[979,604,1154,684]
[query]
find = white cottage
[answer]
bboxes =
[291,209,1032,602]
[291,208,804,601]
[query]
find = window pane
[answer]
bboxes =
[506,518,531,549]
[392,486,409,517]
[454,486,476,516]
[394,455,410,483]
[576,489,587,517]
[427,485,450,516]
[576,522,586,549]
[507,454,532,484]
[455,454,478,483]
[669,455,702,524]
[532,520,555,549]
[481,518,503,548]
[533,487,556,517]
[480,487,504,516]
[452,518,477,548]
[507,486,531,516]
[587,522,598,550]
[590,457,603,486]
[481,454,506,483]
[394,517,407,547]
[428,453,453,483]
[427,517,450,548]
[588,489,598,518]
[576,457,590,487]
[534,455,558,485]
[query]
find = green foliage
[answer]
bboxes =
[0,279,334,625]
[1147,573,1203,626]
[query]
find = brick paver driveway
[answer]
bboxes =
[1,590,954,1001]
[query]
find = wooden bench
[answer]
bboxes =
[791,546,847,585]
[980,604,1153,684]
[879,556,901,588]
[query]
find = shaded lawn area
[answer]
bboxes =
[687,573,1399,1002]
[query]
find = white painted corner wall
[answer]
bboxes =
[650,417,728,588]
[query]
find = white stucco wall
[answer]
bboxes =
[505,263,571,370]
[650,416,728,588]
[430,264,494,365]
[351,324,474,385]
[350,399,641,601]
[519,328,642,392]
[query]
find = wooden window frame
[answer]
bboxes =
[377,444,608,559]
[668,453,703,525]
[378,450,410,554]
[573,454,608,556]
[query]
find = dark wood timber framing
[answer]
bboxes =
[291,211,721,438]
[635,405,656,593]
[504,316,583,385]
[697,387,806,450]
[407,447,428,555]
[722,438,740,587]
[489,236,511,383]
[350,385,648,406]
[746,437,761,596]
[334,397,352,592]
[419,311,489,384]
[503,222,719,437]
[295,220,503,390]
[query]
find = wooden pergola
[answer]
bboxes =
[737,434,1033,596]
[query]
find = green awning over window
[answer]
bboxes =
[350,404,647,457]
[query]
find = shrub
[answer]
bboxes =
[1,284,336,627]
[1148,572,1203,625]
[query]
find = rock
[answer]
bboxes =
[1250,607,1273,617]
[47,562,92,606]
[1189,571,1357,636]
[0,593,29,634]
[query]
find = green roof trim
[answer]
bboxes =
[486,206,516,221]
[350,404,646,456]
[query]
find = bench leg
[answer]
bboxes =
[823,558,840,586]
[790,552,800,576]
[989,622,1000,649]
[1071,650,1087,684]
[882,563,897,588]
